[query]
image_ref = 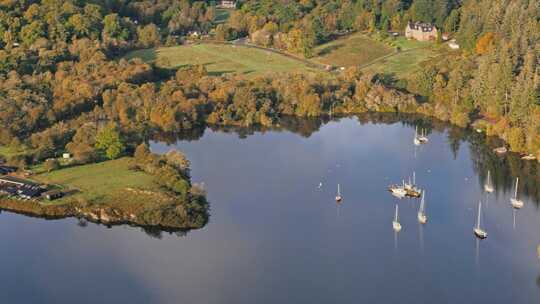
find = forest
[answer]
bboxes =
[0,0,539,171]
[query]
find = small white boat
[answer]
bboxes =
[414,126,422,146]
[335,184,342,202]
[404,172,421,198]
[473,201,488,239]
[418,129,429,143]
[417,190,427,224]
[493,146,508,154]
[484,170,494,193]
[389,180,407,198]
[392,204,402,232]
[510,177,524,209]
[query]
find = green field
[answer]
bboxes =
[34,157,155,205]
[125,43,315,76]
[312,33,394,67]
[362,37,440,77]
[312,33,439,77]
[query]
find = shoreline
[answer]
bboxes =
[0,196,206,232]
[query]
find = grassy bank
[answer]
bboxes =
[125,43,316,76]
[362,37,442,77]
[33,157,156,206]
[311,33,441,77]
[312,33,393,67]
[1,157,207,230]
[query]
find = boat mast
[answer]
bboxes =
[420,191,425,213]
[477,201,482,230]
[395,204,399,222]
[337,184,341,196]
[514,177,519,199]
[413,171,416,185]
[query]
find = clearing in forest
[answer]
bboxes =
[124,43,316,76]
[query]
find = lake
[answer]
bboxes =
[1,115,540,303]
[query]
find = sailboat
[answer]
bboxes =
[389,180,407,198]
[404,172,421,198]
[510,177,524,209]
[335,184,342,202]
[418,129,429,143]
[484,170,494,193]
[393,204,402,232]
[418,190,427,224]
[414,126,421,146]
[473,201,488,239]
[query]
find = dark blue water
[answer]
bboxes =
[1,116,539,303]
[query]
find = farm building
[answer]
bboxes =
[0,176,45,199]
[405,21,438,41]
[42,190,64,201]
[217,0,236,9]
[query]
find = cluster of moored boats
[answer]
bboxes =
[330,126,528,240]
[386,128,526,239]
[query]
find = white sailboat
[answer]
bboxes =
[484,170,494,193]
[404,171,421,197]
[473,201,488,239]
[335,184,342,202]
[418,190,427,224]
[393,204,402,232]
[418,129,429,143]
[414,126,421,146]
[389,180,407,198]
[510,177,524,209]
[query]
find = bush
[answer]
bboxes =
[44,158,60,172]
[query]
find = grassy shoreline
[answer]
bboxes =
[0,157,209,230]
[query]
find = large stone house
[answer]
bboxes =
[405,21,438,41]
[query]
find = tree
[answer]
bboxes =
[95,124,125,159]
[44,158,60,172]
[137,23,160,48]
[475,32,494,55]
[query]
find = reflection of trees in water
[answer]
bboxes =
[141,226,189,239]
[468,132,540,205]
[153,112,540,206]
[73,217,191,239]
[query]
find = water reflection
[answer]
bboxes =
[157,113,540,205]
[2,114,540,303]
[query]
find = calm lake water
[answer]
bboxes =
[2,115,540,303]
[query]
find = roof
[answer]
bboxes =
[408,21,436,32]
[18,187,43,198]
[0,175,40,187]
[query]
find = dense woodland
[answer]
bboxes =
[0,0,539,171]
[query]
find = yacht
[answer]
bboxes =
[510,177,524,209]
[393,204,402,232]
[484,170,494,193]
[473,201,488,239]
[417,190,427,224]
[335,184,342,202]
